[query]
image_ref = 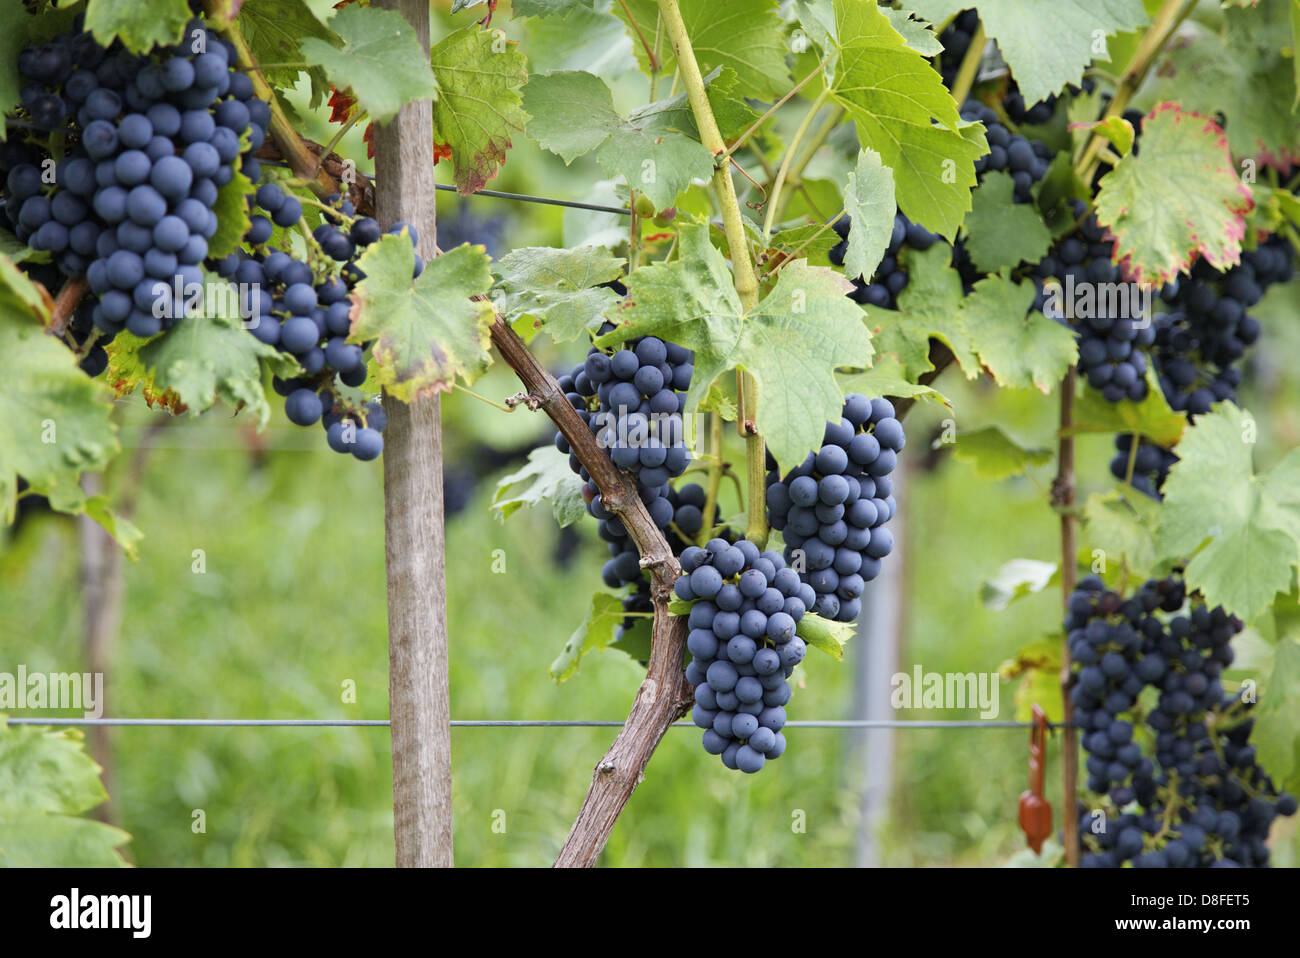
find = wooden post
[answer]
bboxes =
[372,0,454,868]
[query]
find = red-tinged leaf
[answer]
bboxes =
[1094,103,1254,287]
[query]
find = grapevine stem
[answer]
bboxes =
[763,208,845,281]
[948,21,984,106]
[617,0,661,73]
[313,111,366,179]
[699,410,724,545]
[761,88,830,242]
[212,6,337,196]
[1056,369,1080,867]
[769,103,844,231]
[1077,0,1196,183]
[658,0,766,544]
[628,189,642,273]
[1123,432,1140,487]
[451,382,516,413]
[724,55,834,159]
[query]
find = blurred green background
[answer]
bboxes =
[2,0,1298,868]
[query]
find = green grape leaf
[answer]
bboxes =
[494,245,623,343]
[841,148,897,282]
[797,612,856,661]
[0,720,128,867]
[829,0,989,239]
[430,24,529,194]
[998,638,1064,723]
[612,0,790,100]
[963,171,1054,273]
[350,238,495,402]
[521,70,621,164]
[550,591,630,682]
[882,7,943,56]
[908,0,1149,106]
[492,444,587,528]
[1094,103,1254,287]
[0,266,118,524]
[207,153,254,260]
[768,223,839,269]
[523,70,713,211]
[83,0,191,54]
[1156,403,1300,622]
[866,248,1074,392]
[962,271,1077,393]
[596,225,873,473]
[138,274,296,428]
[980,559,1058,611]
[1068,368,1186,446]
[834,353,950,408]
[1254,638,1300,792]
[299,5,438,125]
[1082,490,1160,579]
[951,425,1053,480]
[236,0,334,108]
[510,0,596,16]
[1146,4,1300,168]
[84,496,145,561]
[629,67,761,147]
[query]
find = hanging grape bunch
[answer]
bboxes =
[673,539,808,773]
[766,394,904,623]
[556,328,695,589]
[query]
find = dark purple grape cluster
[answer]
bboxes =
[674,538,810,772]
[3,17,267,342]
[214,199,418,461]
[1109,434,1179,500]
[1034,204,1154,403]
[1151,234,1292,416]
[765,394,903,623]
[935,9,980,90]
[557,329,694,588]
[1068,575,1297,867]
[828,212,937,309]
[960,101,1055,204]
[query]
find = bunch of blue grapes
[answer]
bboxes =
[215,191,416,460]
[4,18,268,342]
[1151,234,1292,416]
[557,329,694,588]
[1068,575,1297,867]
[1109,434,1179,501]
[1035,203,1154,403]
[828,212,938,309]
[672,539,811,773]
[960,102,1055,204]
[765,394,904,623]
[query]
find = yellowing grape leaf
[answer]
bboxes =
[1094,103,1254,287]
[430,25,529,193]
[351,238,495,402]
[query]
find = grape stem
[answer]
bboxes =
[313,111,367,180]
[761,88,830,243]
[723,54,834,160]
[657,0,767,545]
[1123,432,1140,487]
[616,0,660,73]
[947,21,984,107]
[1055,369,1081,867]
[698,410,724,546]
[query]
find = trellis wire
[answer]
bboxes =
[3,717,1069,729]
[259,158,632,216]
